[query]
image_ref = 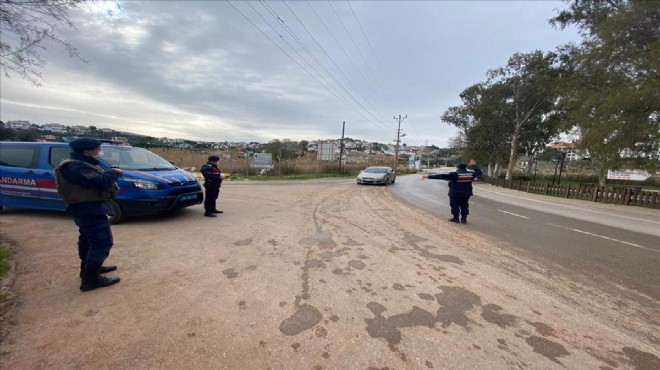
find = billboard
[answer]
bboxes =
[317,143,336,161]
[606,169,651,181]
[251,153,273,169]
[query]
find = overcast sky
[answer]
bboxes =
[0,1,579,147]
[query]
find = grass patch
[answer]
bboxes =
[0,240,8,278]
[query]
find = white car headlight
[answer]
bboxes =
[126,179,160,190]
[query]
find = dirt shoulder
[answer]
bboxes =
[0,179,658,369]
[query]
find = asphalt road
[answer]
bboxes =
[390,174,660,302]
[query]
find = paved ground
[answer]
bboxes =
[0,179,658,369]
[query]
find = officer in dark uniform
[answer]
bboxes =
[55,138,123,291]
[422,160,482,224]
[201,155,223,217]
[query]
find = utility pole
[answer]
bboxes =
[393,114,407,171]
[339,121,345,173]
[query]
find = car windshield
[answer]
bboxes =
[364,167,388,173]
[101,146,176,171]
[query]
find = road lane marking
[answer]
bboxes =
[548,223,658,253]
[477,186,660,226]
[498,210,529,219]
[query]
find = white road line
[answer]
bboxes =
[548,223,658,253]
[497,210,529,219]
[477,186,660,225]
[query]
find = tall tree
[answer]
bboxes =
[0,0,98,85]
[552,0,660,185]
[442,82,514,176]
[487,51,561,180]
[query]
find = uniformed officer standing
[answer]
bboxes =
[55,138,123,291]
[422,159,482,224]
[201,155,223,217]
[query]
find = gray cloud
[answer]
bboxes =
[0,0,577,146]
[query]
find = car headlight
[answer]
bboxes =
[125,179,160,190]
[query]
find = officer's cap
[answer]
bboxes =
[69,138,102,152]
[208,155,220,161]
[456,162,467,169]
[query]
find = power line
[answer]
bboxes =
[262,0,390,130]
[282,1,391,130]
[226,0,385,130]
[305,1,392,127]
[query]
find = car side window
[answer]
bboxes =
[0,146,40,168]
[49,147,71,168]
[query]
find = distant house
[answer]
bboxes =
[345,151,369,163]
[7,120,31,130]
[41,123,67,133]
[546,141,585,161]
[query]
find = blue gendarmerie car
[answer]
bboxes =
[0,141,203,224]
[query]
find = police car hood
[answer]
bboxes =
[121,169,198,185]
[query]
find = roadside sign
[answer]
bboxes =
[252,153,273,169]
[607,169,651,181]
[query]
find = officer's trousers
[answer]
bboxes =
[449,195,471,217]
[204,185,220,211]
[74,216,113,272]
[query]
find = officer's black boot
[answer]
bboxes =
[80,262,117,278]
[212,209,223,214]
[448,214,460,223]
[204,210,217,217]
[80,269,120,292]
[461,215,468,224]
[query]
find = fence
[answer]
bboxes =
[483,176,660,209]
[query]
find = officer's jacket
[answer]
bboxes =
[201,163,223,188]
[55,153,119,217]
[428,166,482,197]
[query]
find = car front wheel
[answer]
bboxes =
[108,199,126,224]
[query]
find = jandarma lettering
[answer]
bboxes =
[0,177,37,186]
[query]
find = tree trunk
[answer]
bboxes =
[525,158,533,176]
[597,167,607,187]
[505,123,522,181]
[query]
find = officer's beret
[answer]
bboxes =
[69,138,102,151]
[456,162,467,169]
[208,155,220,161]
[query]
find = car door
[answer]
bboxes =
[0,144,65,210]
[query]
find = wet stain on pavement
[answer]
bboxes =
[245,265,257,271]
[315,326,328,338]
[622,347,660,369]
[299,233,336,249]
[525,336,569,364]
[291,342,300,352]
[332,268,348,275]
[322,352,330,359]
[392,283,405,291]
[425,360,433,368]
[280,304,323,336]
[404,233,428,243]
[412,245,464,265]
[344,238,364,246]
[526,320,555,337]
[329,315,339,322]
[268,239,278,246]
[417,293,435,301]
[348,260,366,270]
[238,300,246,310]
[365,302,436,350]
[481,304,517,328]
[234,239,253,246]
[318,251,343,259]
[279,301,287,307]
[222,268,238,279]
[305,259,326,269]
[435,285,481,328]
